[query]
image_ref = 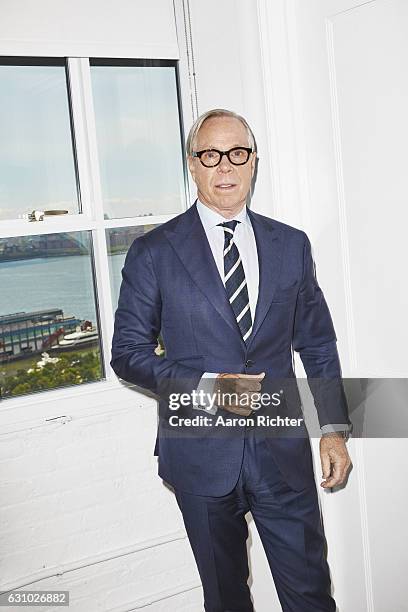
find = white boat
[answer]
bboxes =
[50,326,99,350]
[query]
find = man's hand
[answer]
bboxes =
[320,433,352,488]
[214,372,265,416]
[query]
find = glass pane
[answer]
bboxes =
[90,59,186,220]
[106,224,164,356]
[106,224,157,307]
[0,231,103,400]
[0,58,80,221]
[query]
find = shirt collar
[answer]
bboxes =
[196,198,250,231]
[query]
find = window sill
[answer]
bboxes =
[0,375,156,429]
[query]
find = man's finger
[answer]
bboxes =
[326,459,343,486]
[321,455,351,488]
[320,451,332,486]
[236,380,262,392]
[338,458,352,484]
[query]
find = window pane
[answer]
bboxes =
[91,59,186,220]
[0,231,103,400]
[106,224,164,357]
[106,224,157,307]
[0,58,80,221]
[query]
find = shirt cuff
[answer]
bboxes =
[321,423,352,435]
[192,372,220,415]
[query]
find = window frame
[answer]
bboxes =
[0,55,193,410]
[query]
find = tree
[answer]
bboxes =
[1,350,102,399]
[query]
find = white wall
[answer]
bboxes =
[2,1,400,611]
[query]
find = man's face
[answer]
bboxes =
[188,116,256,217]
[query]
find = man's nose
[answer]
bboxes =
[217,153,233,172]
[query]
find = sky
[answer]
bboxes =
[0,63,186,221]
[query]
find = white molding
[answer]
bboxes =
[0,214,179,239]
[355,439,374,612]
[110,579,202,611]
[256,0,313,227]
[0,377,150,420]
[104,214,176,229]
[325,17,358,375]
[0,215,92,238]
[66,58,94,220]
[284,0,314,234]
[75,57,118,379]
[65,56,118,386]
[0,529,189,592]
[179,0,199,121]
[328,0,378,19]
[234,1,274,218]
[324,11,373,612]
[0,386,150,430]
[173,0,199,205]
[0,41,179,60]
[109,580,202,612]
[256,0,282,218]
[76,58,104,222]
[323,9,372,612]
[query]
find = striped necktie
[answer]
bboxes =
[217,220,253,343]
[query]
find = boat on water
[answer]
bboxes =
[49,325,99,352]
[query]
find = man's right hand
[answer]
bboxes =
[214,372,265,416]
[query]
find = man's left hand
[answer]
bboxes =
[320,434,352,488]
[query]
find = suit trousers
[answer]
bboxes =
[174,427,336,612]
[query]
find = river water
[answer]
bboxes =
[0,252,126,323]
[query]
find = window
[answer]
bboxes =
[90,59,186,220]
[0,231,103,398]
[0,58,80,221]
[0,57,187,401]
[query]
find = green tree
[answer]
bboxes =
[1,350,102,399]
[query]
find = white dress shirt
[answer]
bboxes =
[196,198,259,320]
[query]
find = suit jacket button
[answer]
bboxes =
[245,359,254,367]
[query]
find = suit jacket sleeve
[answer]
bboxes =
[292,233,351,429]
[110,236,204,401]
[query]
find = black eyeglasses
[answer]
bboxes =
[191,147,253,168]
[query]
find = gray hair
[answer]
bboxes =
[185,108,256,156]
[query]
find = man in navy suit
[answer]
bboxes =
[111,109,352,611]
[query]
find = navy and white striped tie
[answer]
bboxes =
[217,220,253,343]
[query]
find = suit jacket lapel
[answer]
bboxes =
[164,203,241,336]
[246,208,283,349]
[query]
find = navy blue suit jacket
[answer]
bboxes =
[110,202,350,495]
